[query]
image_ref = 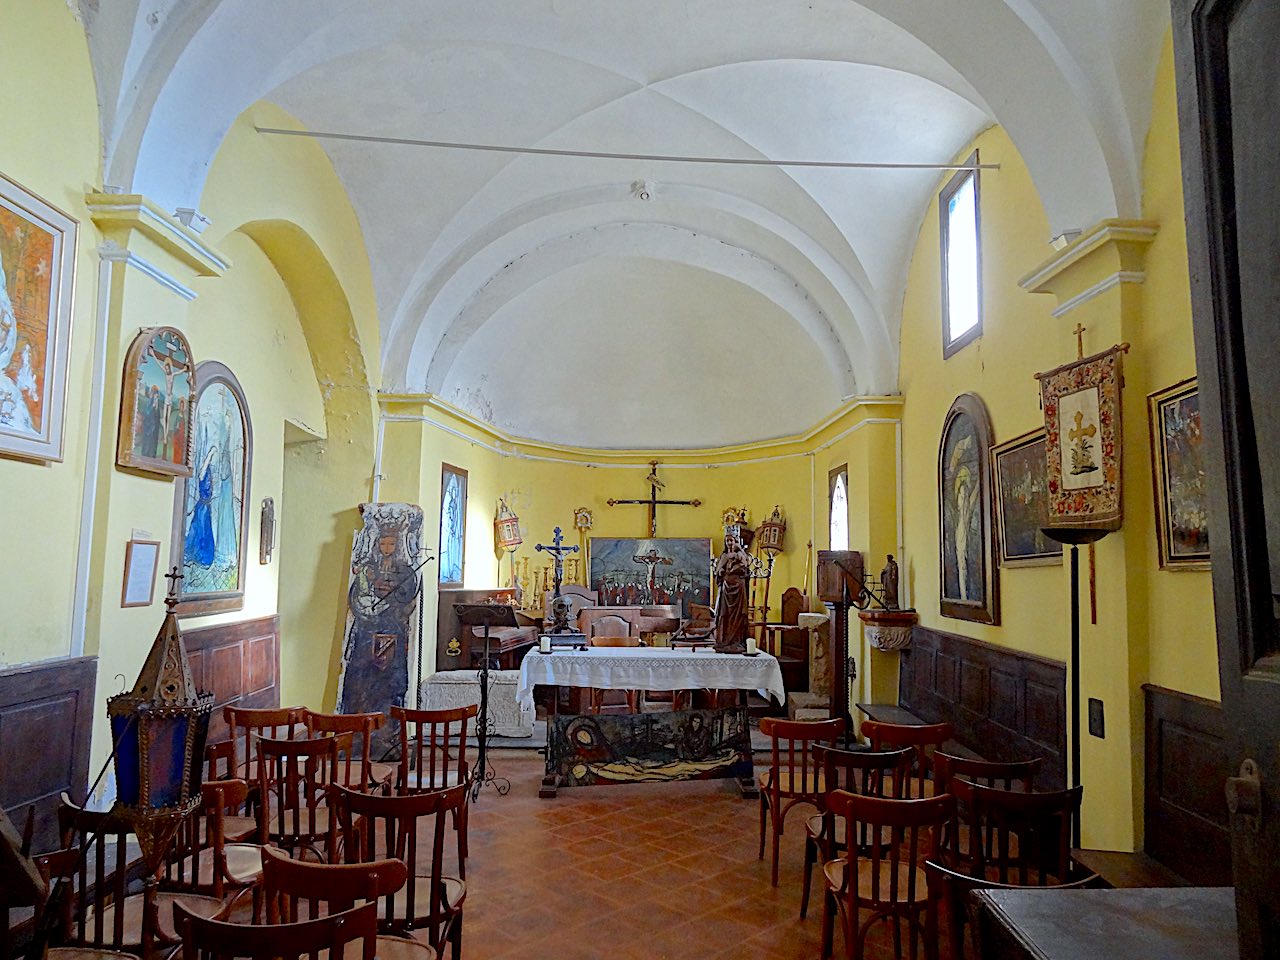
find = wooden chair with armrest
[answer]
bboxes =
[174,898,379,960]
[256,734,347,862]
[800,744,914,920]
[304,710,397,794]
[758,717,846,887]
[821,791,955,960]
[260,845,437,960]
[670,603,716,648]
[860,720,953,799]
[327,783,467,959]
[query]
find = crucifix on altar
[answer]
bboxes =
[607,461,702,537]
[535,526,578,599]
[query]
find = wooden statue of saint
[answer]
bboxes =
[713,532,752,653]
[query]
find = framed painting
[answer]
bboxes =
[438,463,467,587]
[992,429,1062,567]
[587,537,712,617]
[116,326,195,476]
[170,361,252,615]
[0,172,77,462]
[1035,344,1126,531]
[1149,378,1209,569]
[938,393,999,624]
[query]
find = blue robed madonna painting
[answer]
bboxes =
[172,362,252,614]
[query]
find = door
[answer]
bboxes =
[1172,1,1280,956]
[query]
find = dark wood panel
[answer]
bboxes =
[900,626,1066,790]
[183,616,279,744]
[1143,684,1231,887]
[0,656,96,854]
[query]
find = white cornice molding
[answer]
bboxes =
[1019,219,1158,293]
[1050,270,1145,318]
[98,240,197,300]
[86,193,230,276]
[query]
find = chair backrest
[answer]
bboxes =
[813,744,913,858]
[589,615,633,639]
[860,719,953,799]
[391,705,476,793]
[260,845,407,923]
[954,780,1083,885]
[827,790,955,917]
[758,717,846,808]
[176,899,378,960]
[223,705,306,783]
[305,711,387,792]
[933,753,1042,796]
[55,795,136,951]
[257,734,345,858]
[780,587,805,625]
[164,778,251,898]
[327,783,468,948]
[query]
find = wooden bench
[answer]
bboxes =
[854,702,986,761]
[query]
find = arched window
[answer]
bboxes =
[830,465,849,551]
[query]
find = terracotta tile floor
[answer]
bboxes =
[456,749,953,960]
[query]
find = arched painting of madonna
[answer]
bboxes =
[170,361,253,615]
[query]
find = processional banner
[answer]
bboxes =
[1035,345,1127,531]
[336,502,424,756]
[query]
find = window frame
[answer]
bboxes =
[829,464,850,551]
[939,150,983,359]
[438,462,468,587]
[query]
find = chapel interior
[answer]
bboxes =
[0,1,1264,959]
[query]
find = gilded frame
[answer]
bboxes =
[116,325,196,476]
[991,429,1063,568]
[1148,377,1210,569]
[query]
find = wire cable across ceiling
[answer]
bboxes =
[255,125,999,172]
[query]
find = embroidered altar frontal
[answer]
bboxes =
[548,708,752,788]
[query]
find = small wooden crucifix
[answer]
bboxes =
[534,526,578,599]
[607,461,702,537]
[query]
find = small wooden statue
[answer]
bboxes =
[713,533,752,653]
[881,554,899,611]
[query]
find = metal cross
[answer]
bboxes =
[607,461,702,537]
[534,526,579,598]
[163,566,184,609]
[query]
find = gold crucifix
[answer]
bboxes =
[607,462,702,537]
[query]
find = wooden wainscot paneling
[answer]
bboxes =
[1143,684,1231,886]
[0,657,96,853]
[900,626,1066,790]
[183,616,280,743]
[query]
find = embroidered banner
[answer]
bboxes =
[1035,345,1128,530]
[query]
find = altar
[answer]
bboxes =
[517,646,785,798]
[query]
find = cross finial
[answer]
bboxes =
[163,566,183,609]
[1073,323,1086,359]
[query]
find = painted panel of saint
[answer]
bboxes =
[117,327,195,476]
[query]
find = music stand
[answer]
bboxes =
[454,603,517,799]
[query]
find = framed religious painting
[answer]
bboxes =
[991,429,1062,567]
[438,463,467,587]
[169,361,253,615]
[1035,344,1126,531]
[116,326,196,476]
[937,393,999,624]
[0,172,77,462]
[1149,378,1209,568]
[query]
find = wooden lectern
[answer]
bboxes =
[816,550,864,740]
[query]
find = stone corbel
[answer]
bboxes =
[858,608,919,652]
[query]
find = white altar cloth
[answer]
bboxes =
[516,646,786,708]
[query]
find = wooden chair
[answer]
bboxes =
[860,720,952,799]
[392,706,476,794]
[304,710,397,793]
[56,796,226,955]
[799,744,913,920]
[820,791,955,960]
[951,781,1082,885]
[203,742,258,842]
[162,779,264,919]
[223,705,306,785]
[29,848,140,960]
[670,603,716,648]
[175,898,378,960]
[327,783,467,958]
[256,734,347,862]
[757,716,846,886]
[932,753,1042,873]
[923,859,1101,960]
[260,846,437,960]
[587,619,641,714]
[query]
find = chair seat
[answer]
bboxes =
[757,769,824,797]
[88,891,224,945]
[374,934,439,960]
[378,876,465,924]
[402,769,466,791]
[47,949,140,960]
[268,805,333,838]
[822,858,928,905]
[172,843,265,888]
[367,761,398,787]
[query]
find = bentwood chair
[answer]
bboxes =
[392,706,476,794]
[223,706,306,785]
[587,617,642,714]
[203,742,258,842]
[859,721,952,799]
[327,783,467,958]
[304,710,397,793]
[256,734,347,862]
[821,791,955,960]
[29,848,141,960]
[175,899,378,960]
[932,753,1042,873]
[758,717,846,886]
[952,781,1083,885]
[800,744,913,919]
[162,779,265,920]
[260,846,438,960]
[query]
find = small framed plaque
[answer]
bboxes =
[121,539,161,607]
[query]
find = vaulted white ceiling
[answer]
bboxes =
[76,0,1170,449]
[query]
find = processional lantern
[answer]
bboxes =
[756,505,786,557]
[107,568,214,871]
[494,498,523,590]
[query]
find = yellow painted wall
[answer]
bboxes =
[0,1,102,665]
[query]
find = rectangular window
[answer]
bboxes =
[438,463,468,587]
[940,151,982,357]
[829,464,850,551]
